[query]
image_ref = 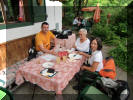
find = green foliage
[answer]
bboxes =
[109,41,127,71]
[63,0,133,7]
[110,7,128,37]
[92,24,112,40]
[92,24,122,45]
[0,17,3,22]
[92,6,127,41]
[86,0,133,6]
[111,23,127,37]
[63,0,133,18]
[62,6,75,26]
[91,6,128,72]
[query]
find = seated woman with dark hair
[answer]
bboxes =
[73,37,103,90]
[78,37,103,72]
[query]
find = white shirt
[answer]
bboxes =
[89,50,103,72]
[75,38,90,52]
[73,18,79,25]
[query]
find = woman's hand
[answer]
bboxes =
[77,51,90,58]
[81,66,86,70]
[81,62,99,72]
[77,51,84,55]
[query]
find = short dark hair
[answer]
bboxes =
[90,37,102,50]
[41,22,49,27]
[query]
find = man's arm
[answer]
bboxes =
[73,44,76,49]
[53,37,56,47]
[50,31,56,48]
[39,44,56,55]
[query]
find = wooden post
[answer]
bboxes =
[0,0,7,24]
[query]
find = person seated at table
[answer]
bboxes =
[79,37,103,72]
[74,28,90,53]
[35,22,57,55]
[73,37,103,90]
[72,17,81,30]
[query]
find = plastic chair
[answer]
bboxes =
[0,87,13,100]
[78,85,111,100]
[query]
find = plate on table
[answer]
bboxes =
[42,62,54,68]
[68,53,82,60]
[66,48,75,53]
[40,68,57,77]
[41,54,57,61]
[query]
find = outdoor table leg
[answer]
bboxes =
[55,91,63,100]
[55,95,63,100]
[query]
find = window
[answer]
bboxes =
[0,4,4,24]
[0,0,46,29]
[0,0,32,24]
[33,0,47,22]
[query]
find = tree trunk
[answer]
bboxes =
[77,0,81,16]
[73,0,89,17]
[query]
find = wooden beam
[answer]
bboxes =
[0,0,7,24]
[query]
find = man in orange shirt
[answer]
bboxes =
[35,22,57,55]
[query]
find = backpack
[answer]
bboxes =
[99,56,116,80]
[27,37,37,61]
[56,30,72,39]
[100,77,130,100]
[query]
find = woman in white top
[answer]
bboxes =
[74,28,90,53]
[78,37,103,72]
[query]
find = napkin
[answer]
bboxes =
[41,54,57,61]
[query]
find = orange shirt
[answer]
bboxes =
[35,31,55,51]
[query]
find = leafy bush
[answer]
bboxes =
[92,6,129,72]
[109,40,127,71]
[112,23,127,37]
[92,23,122,46]
[62,6,75,26]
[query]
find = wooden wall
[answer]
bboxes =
[0,35,35,70]
[0,44,6,70]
